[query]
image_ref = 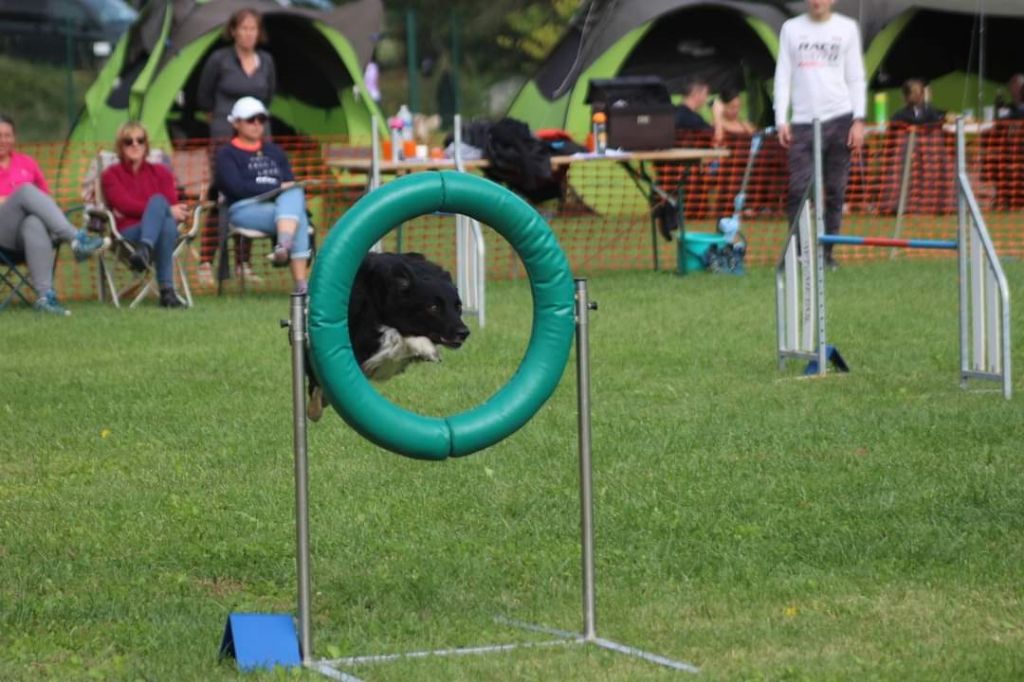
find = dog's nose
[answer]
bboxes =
[456,327,470,341]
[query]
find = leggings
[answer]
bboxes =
[0,184,78,293]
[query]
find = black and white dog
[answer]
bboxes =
[307,252,470,421]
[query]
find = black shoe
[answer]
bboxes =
[159,287,184,308]
[128,242,153,272]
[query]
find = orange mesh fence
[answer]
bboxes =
[17,122,1024,302]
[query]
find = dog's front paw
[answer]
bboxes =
[405,336,441,363]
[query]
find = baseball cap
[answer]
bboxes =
[228,97,268,123]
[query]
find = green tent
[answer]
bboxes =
[507,0,791,140]
[827,0,1024,117]
[69,0,384,145]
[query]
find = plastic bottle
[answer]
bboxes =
[873,92,887,126]
[397,104,414,141]
[592,111,607,154]
[388,117,403,161]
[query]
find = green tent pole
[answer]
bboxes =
[65,17,76,132]
[406,8,419,114]
[451,12,461,117]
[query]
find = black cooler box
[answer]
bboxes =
[585,77,676,151]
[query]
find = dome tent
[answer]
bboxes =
[507,0,791,139]
[69,0,385,144]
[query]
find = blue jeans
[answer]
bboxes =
[227,187,311,259]
[119,195,178,287]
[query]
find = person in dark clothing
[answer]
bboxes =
[196,8,276,141]
[674,77,713,131]
[891,79,944,125]
[998,74,1024,120]
[214,97,310,294]
[196,7,276,286]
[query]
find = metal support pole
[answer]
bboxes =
[812,119,827,376]
[957,118,969,385]
[574,279,596,641]
[288,293,313,664]
[890,129,917,257]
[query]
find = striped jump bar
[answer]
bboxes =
[819,235,958,250]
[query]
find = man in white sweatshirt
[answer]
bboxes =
[774,0,866,268]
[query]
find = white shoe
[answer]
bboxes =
[197,262,214,287]
[235,263,263,284]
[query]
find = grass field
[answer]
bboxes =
[2,260,1024,681]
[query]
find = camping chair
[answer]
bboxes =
[0,246,36,310]
[81,149,209,308]
[216,180,318,295]
[0,241,63,311]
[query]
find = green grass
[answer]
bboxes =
[2,260,1024,680]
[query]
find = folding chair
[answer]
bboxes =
[0,246,35,310]
[0,242,62,311]
[81,150,209,308]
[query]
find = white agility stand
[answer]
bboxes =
[367,117,384,253]
[776,118,1011,398]
[365,114,486,327]
[956,119,1012,399]
[286,281,699,681]
[453,114,486,328]
[775,120,827,376]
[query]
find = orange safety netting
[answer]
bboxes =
[15,121,1024,302]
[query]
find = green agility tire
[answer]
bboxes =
[308,171,575,460]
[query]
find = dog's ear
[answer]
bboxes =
[389,260,416,294]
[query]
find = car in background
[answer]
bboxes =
[0,0,137,66]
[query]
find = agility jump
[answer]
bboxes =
[219,172,700,678]
[776,118,1011,399]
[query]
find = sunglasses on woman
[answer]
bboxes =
[122,135,147,147]
[243,114,268,124]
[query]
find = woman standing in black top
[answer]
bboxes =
[196,7,276,284]
[197,8,276,141]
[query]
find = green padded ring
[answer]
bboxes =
[308,171,575,460]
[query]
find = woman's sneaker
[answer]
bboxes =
[266,245,290,267]
[71,228,105,262]
[33,290,71,316]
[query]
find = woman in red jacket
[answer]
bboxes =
[100,122,188,308]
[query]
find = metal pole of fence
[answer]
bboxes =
[890,129,917,257]
[812,119,827,376]
[64,17,76,132]
[575,279,597,641]
[288,294,313,664]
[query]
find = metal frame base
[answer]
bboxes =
[286,280,700,681]
[309,616,698,681]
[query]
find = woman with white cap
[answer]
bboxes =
[214,97,310,294]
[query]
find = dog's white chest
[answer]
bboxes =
[361,326,440,381]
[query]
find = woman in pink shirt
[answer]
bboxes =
[0,114,104,315]
[100,121,189,308]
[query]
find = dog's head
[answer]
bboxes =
[360,252,470,349]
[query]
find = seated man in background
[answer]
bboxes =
[891,79,944,125]
[712,88,756,145]
[997,74,1024,120]
[674,77,713,132]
